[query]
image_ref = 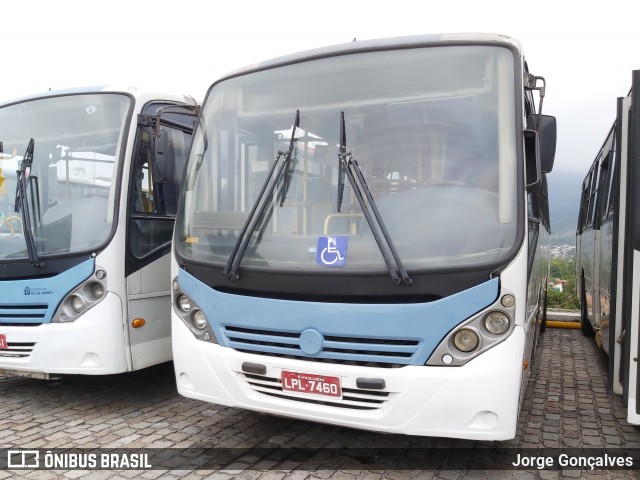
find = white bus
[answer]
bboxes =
[171,34,556,440]
[576,69,640,424]
[0,86,197,378]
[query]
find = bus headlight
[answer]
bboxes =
[90,282,105,300]
[484,311,510,335]
[453,329,479,352]
[177,295,192,313]
[52,266,109,322]
[191,310,208,330]
[426,288,517,366]
[70,295,84,313]
[172,279,218,343]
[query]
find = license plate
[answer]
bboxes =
[281,370,342,398]
[0,335,6,350]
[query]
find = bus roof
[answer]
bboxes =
[0,85,196,109]
[218,33,523,82]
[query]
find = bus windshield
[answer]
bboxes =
[0,93,129,261]
[177,45,519,274]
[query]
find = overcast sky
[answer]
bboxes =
[1,0,638,174]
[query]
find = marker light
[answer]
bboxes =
[132,318,146,328]
[501,294,515,308]
[453,329,479,352]
[484,311,511,335]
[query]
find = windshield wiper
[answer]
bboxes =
[337,112,411,286]
[223,110,300,280]
[14,138,44,268]
[337,134,345,212]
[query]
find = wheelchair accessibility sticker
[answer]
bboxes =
[316,236,348,267]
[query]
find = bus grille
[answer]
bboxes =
[239,372,390,410]
[0,304,48,325]
[0,342,36,358]
[223,326,420,368]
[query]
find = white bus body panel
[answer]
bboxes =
[0,293,128,375]
[126,255,172,370]
[172,316,525,440]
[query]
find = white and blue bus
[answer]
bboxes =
[576,69,640,424]
[0,86,197,378]
[171,34,556,440]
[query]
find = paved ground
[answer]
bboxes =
[1,327,639,479]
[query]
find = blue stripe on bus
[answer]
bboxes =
[179,270,499,366]
[0,258,95,324]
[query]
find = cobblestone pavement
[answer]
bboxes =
[1,327,640,479]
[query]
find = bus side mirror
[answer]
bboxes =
[528,114,557,173]
[525,128,542,191]
[153,130,175,182]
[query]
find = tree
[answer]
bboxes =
[548,258,580,310]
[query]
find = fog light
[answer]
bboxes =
[484,311,511,335]
[177,294,192,313]
[453,328,479,352]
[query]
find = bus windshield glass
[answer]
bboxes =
[177,45,519,273]
[0,93,130,261]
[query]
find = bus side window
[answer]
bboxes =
[129,131,171,259]
[603,132,617,219]
[154,130,177,216]
[594,154,610,228]
[129,131,166,258]
[133,158,155,214]
[128,113,192,263]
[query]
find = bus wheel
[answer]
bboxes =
[580,283,595,338]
